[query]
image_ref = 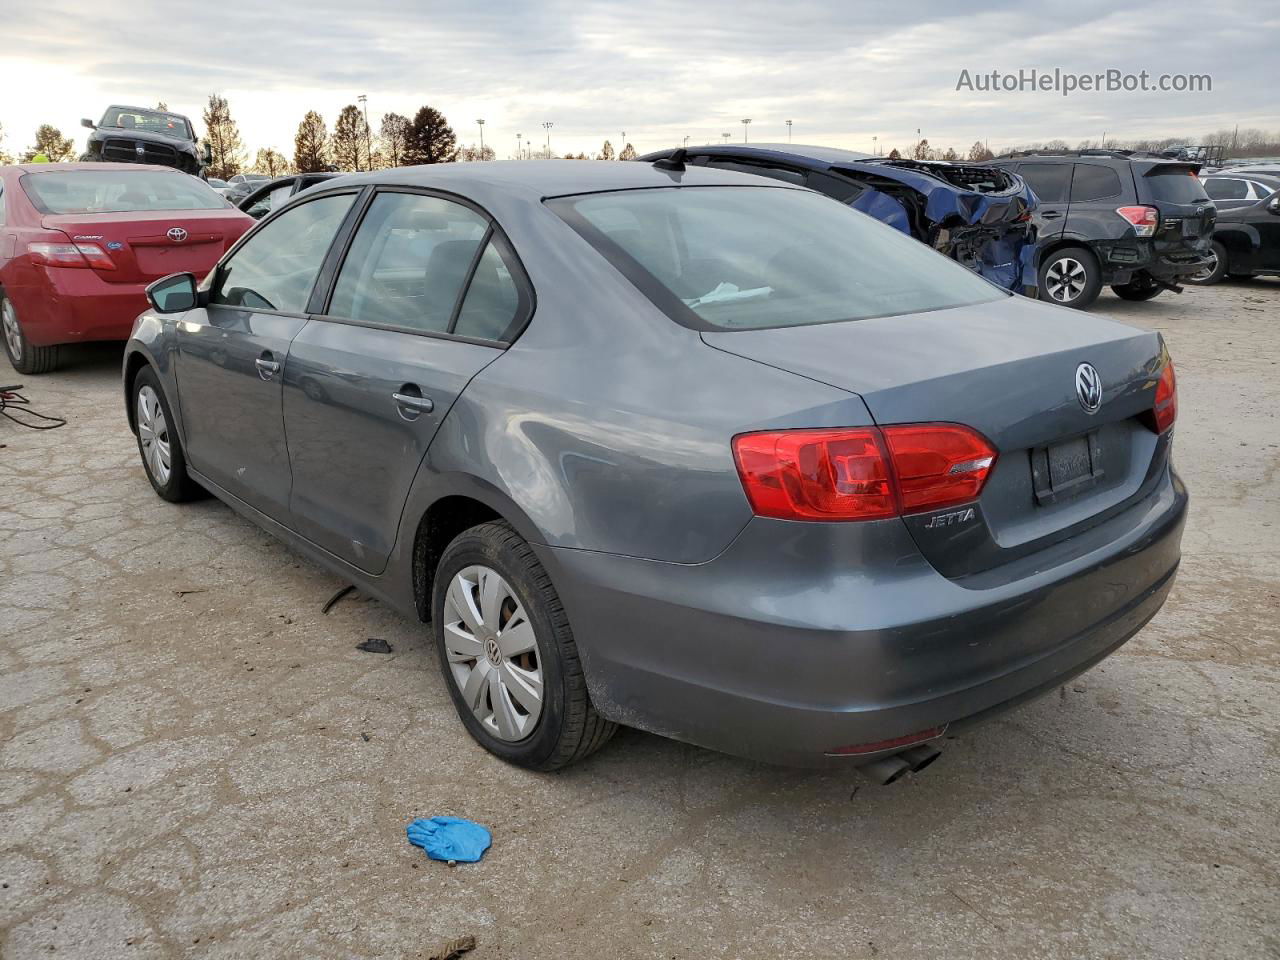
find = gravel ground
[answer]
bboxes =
[1,281,1277,960]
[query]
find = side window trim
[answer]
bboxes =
[312,185,536,346]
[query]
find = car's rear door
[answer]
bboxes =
[282,188,531,574]
[174,190,358,519]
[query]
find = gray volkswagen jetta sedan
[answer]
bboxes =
[123,159,1186,780]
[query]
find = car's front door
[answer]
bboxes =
[174,191,357,519]
[1251,192,1280,270]
[282,189,531,573]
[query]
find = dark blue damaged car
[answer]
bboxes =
[640,144,1040,293]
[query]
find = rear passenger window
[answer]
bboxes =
[704,159,807,186]
[1204,179,1247,200]
[328,192,488,333]
[212,193,355,313]
[1070,164,1123,201]
[1016,163,1072,203]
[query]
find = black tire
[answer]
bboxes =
[432,521,616,771]
[1,292,61,375]
[1037,246,1102,309]
[131,366,204,502]
[1110,275,1164,301]
[1186,241,1229,286]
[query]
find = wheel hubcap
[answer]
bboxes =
[136,385,172,485]
[1045,257,1087,302]
[1192,250,1218,281]
[2,300,22,363]
[443,565,543,742]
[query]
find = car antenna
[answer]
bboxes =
[653,148,687,171]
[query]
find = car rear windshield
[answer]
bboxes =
[1143,168,1211,203]
[99,108,193,141]
[22,171,228,215]
[550,186,1006,330]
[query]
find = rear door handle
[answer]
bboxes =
[255,357,281,380]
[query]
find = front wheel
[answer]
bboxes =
[1186,242,1229,286]
[131,366,204,502]
[432,521,616,771]
[1110,275,1164,301]
[1037,247,1102,309]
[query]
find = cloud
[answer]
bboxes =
[0,0,1272,160]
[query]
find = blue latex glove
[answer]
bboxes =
[406,816,492,863]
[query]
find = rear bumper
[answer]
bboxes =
[8,267,147,347]
[539,467,1187,767]
[1098,239,1214,283]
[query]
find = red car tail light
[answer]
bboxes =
[732,423,997,522]
[881,424,997,513]
[26,241,115,270]
[1116,205,1159,237]
[1153,360,1176,433]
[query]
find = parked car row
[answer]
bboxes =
[114,157,1187,778]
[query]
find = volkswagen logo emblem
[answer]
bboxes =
[167,227,188,243]
[1075,362,1103,414]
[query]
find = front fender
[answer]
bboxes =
[122,311,184,442]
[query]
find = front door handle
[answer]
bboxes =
[1041,210,1063,220]
[393,391,434,418]
[255,356,281,380]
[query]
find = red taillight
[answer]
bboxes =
[826,726,946,756]
[1116,205,1159,237]
[1153,360,1176,433]
[732,423,996,522]
[26,241,115,270]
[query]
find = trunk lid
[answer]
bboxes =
[1135,161,1216,257]
[704,295,1170,577]
[40,209,251,284]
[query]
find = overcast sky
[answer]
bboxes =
[2,0,1275,161]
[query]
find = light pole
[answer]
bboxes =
[516,133,522,160]
[786,119,792,142]
[722,132,730,144]
[543,121,553,158]
[476,119,485,159]
[621,132,626,158]
[683,135,690,147]
[872,135,877,156]
[741,118,752,143]
[357,94,371,171]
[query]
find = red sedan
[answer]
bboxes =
[0,163,253,374]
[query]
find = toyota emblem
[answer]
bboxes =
[1075,362,1102,414]
[167,227,188,243]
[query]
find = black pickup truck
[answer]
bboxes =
[80,106,212,178]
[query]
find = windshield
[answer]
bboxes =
[22,171,228,215]
[99,107,194,141]
[551,186,1006,330]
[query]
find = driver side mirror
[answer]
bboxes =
[146,273,199,313]
[1269,197,1280,215]
[202,142,213,164]
[81,118,96,130]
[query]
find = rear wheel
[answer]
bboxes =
[1037,247,1102,309]
[1110,275,1164,301]
[1,294,60,375]
[132,366,203,502]
[433,521,616,771]
[1187,241,1229,285]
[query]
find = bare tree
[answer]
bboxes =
[618,142,637,161]
[252,147,289,177]
[912,138,934,160]
[202,94,245,180]
[599,139,615,161]
[966,140,994,162]
[0,122,13,165]
[379,113,411,168]
[294,111,330,173]
[331,104,366,172]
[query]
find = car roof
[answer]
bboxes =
[3,162,191,175]
[338,158,797,199]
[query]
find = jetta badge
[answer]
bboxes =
[1075,362,1102,414]
[167,227,188,243]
